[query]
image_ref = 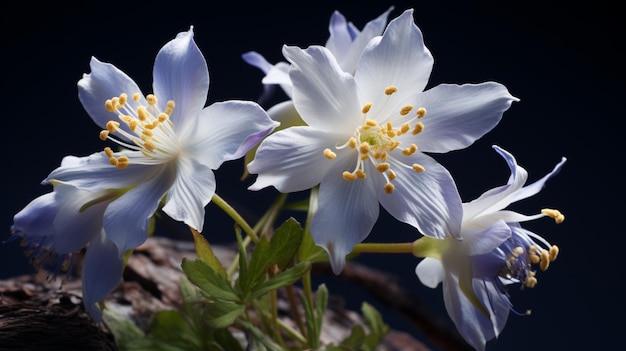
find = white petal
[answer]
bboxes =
[153,26,209,128]
[311,159,380,274]
[162,159,215,232]
[283,45,361,132]
[187,100,278,169]
[78,57,144,140]
[355,9,433,106]
[247,126,344,193]
[415,257,444,288]
[412,83,518,153]
[461,220,511,256]
[377,153,462,239]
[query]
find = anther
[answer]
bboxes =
[376,163,390,172]
[512,246,524,258]
[399,123,410,135]
[362,102,373,114]
[343,171,357,181]
[348,137,357,148]
[384,86,398,95]
[387,170,396,181]
[541,208,565,224]
[384,183,394,194]
[146,94,157,105]
[416,107,427,118]
[365,119,378,127]
[412,122,424,135]
[118,93,128,106]
[104,147,114,158]
[359,142,371,154]
[323,148,337,159]
[99,130,109,141]
[400,105,413,115]
[356,169,366,179]
[539,250,550,271]
[402,144,418,156]
[132,93,141,102]
[412,164,425,172]
[549,245,559,261]
[105,99,116,112]
[106,121,120,132]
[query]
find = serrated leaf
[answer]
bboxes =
[190,228,227,277]
[251,261,311,298]
[182,258,240,302]
[204,301,246,329]
[243,235,271,295]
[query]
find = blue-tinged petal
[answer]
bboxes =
[463,146,529,220]
[411,83,518,153]
[325,11,352,63]
[187,101,278,169]
[511,154,567,203]
[12,191,59,247]
[44,152,156,191]
[78,57,144,138]
[377,153,462,239]
[415,257,444,288]
[311,157,380,274]
[355,9,433,106]
[473,279,510,340]
[461,220,511,256]
[82,231,123,322]
[283,45,361,132]
[248,126,345,193]
[103,169,173,255]
[153,26,208,128]
[441,273,494,351]
[241,51,274,73]
[328,7,394,74]
[162,159,215,232]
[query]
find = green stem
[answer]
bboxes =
[211,193,258,243]
[352,242,415,254]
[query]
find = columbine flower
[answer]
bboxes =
[11,174,123,321]
[242,6,394,103]
[247,9,518,274]
[22,27,277,319]
[414,145,566,351]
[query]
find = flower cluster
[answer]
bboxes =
[9,7,565,351]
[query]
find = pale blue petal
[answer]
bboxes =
[82,231,123,322]
[472,278,510,340]
[45,152,156,191]
[78,57,144,139]
[283,45,361,132]
[153,27,208,128]
[104,170,173,255]
[12,191,60,248]
[311,157,380,274]
[412,83,518,153]
[442,273,493,351]
[187,101,278,169]
[355,9,433,106]
[162,159,215,232]
[328,7,393,74]
[511,153,567,203]
[242,51,273,73]
[463,146,528,220]
[462,220,511,256]
[325,11,352,64]
[247,126,344,193]
[415,257,444,288]
[377,153,462,239]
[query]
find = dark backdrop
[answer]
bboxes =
[1,1,623,350]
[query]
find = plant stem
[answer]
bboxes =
[352,242,415,254]
[212,193,259,243]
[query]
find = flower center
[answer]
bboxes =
[99,92,179,168]
[500,209,564,289]
[323,85,427,194]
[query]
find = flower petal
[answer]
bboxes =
[162,159,216,232]
[187,101,278,169]
[78,57,144,138]
[377,153,462,239]
[82,231,123,322]
[153,26,209,128]
[247,126,343,193]
[415,257,444,288]
[103,170,173,255]
[355,9,433,105]
[283,45,361,132]
[412,83,518,153]
[311,157,380,274]
[462,220,511,256]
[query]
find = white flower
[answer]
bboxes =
[414,145,566,350]
[247,9,518,274]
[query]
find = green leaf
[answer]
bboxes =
[361,302,389,350]
[204,301,246,329]
[190,227,227,277]
[181,258,240,302]
[268,217,303,270]
[315,283,328,338]
[243,235,271,295]
[102,308,145,350]
[340,325,366,349]
[251,261,311,298]
[238,320,287,351]
[148,310,201,348]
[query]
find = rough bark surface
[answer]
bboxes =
[0,236,465,351]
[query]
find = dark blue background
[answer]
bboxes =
[2,1,623,350]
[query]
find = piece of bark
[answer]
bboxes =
[1,237,432,351]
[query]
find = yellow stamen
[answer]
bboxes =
[356,169,366,179]
[376,163,390,172]
[99,130,109,141]
[359,142,371,154]
[539,250,550,271]
[541,208,565,224]
[118,93,128,106]
[384,183,394,194]
[106,121,120,132]
[412,163,425,172]
[348,137,357,148]
[343,171,357,181]
[146,94,157,105]
[400,105,413,116]
[384,86,398,95]
[323,148,337,159]
[412,122,424,135]
[416,107,427,118]
[549,245,559,262]
[362,102,373,114]
[132,93,140,102]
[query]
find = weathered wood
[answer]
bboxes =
[1,237,435,351]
